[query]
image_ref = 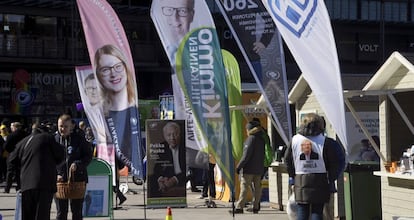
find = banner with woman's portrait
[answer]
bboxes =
[76,0,143,179]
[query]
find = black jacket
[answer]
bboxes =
[4,129,28,153]
[8,130,65,192]
[55,132,92,183]
[237,127,265,175]
[285,136,345,204]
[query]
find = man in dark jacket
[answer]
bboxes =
[8,122,64,220]
[230,120,265,214]
[54,114,92,220]
[4,121,28,193]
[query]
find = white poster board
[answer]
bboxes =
[83,176,110,217]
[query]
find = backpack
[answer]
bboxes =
[263,132,274,167]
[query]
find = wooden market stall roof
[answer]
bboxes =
[288,74,371,104]
[363,51,414,92]
[363,51,414,159]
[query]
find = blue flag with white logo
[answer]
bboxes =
[262,0,348,151]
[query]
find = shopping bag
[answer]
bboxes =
[286,192,298,220]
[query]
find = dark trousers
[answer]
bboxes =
[22,189,54,220]
[5,168,20,192]
[187,167,199,191]
[202,163,216,197]
[0,156,6,181]
[297,203,324,220]
[55,197,84,220]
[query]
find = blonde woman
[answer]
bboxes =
[94,44,141,177]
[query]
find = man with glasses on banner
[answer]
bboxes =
[153,0,204,192]
[83,73,107,145]
[155,0,195,64]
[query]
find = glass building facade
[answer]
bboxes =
[0,0,413,122]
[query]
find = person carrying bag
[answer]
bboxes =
[54,114,92,220]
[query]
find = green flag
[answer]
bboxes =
[222,49,243,161]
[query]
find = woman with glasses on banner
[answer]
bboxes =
[94,44,142,179]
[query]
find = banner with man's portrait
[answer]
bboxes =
[75,65,115,181]
[151,0,235,194]
[146,119,186,208]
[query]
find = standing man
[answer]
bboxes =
[230,120,265,214]
[4,121,28,193]
[8,123,64,220]
[55,114,92,220]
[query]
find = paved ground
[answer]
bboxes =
[0,180,290,220]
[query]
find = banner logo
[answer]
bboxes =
[14,89,34,107]
[267,0,317,37]
[178,28,223,119]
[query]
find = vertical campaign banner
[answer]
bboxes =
[77,0,143,178]
[216,0,292,146]
[262,0,348,150]
[75,66,115,172]
[222,49,243,161]
[146,119,186,208]
[150,0,209,170]
[151,0,235,194]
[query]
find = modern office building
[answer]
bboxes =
[0,0,413,123]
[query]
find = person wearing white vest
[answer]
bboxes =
[284,113,345,220]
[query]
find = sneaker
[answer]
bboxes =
[228,209,243,214]
[191,188,201,192]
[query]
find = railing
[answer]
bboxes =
[0,34,90,62]
[0,34,161,65]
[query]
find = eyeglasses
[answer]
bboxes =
[98,62,124,76]
[85,87,97,93]
[162,7,192,17]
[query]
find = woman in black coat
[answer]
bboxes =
[284,113,345,220]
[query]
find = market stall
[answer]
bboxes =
[280,74,377,219]
[362,51,414,219]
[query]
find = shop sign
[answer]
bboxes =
[33,72,75,88]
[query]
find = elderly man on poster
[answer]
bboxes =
[149,121,186,198]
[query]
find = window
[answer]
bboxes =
[326,0,412,22]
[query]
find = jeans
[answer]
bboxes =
[297,203,324,220]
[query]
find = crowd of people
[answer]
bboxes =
[0,111,350,220]
[0,115,94,220]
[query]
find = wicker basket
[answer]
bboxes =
[55,168,86,199]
